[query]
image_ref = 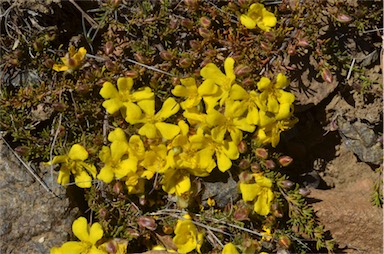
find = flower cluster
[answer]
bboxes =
[173,214,204,253]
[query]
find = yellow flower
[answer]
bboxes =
[136,97,180,140]
[240,3,277,31]
[47,144,96,188]
[173,214,204,253]
[52,46,87,72]
[141,144,169,179]
[255,117,298,147]
[200,57,236,108]
[256,74,295,127]
[50,217,106,254]
[172,77,203,110]
[230,84,261,126]
[162,167,191,196]
[222,243,240,254]
[239,174,274,216]
[99,77,153,122]
[206,99,254,145]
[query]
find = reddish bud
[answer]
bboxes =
[189,40,201,50]
[163,225,173,234]
[104,41,114,55]
[321,68,333,83]
[299,188,311,196]
[178,57,192,68]
[237,140,248,153]
[52,102,66,112]
[281,179,294,189]
[250,162,261,172]
[169,18,178,29]
[138,216,157,231]
[184,0,199,9]
[264,32,276,42]
[239,159,251,170]
[264,159,276,169]
[113,181,124,194]
[44,59,55,68]
[124,70,138,78]
[181,19,194,29]
[278,156,293,167]
[139,195,146,206]
[99,208,108,219]
[242,78,254,87]
[336,13,352,23]
[171,77,180,86]
[15,146,29,156]
[198,27,211,39]
[200,16,211,28]
[239,171,253,182]
[159,50,174,61]
[105,60,116,71]
[234,65,252,77]
[234,207,250,221]
[278,235,291,249]
[255,148,268,159]
[33,40,43,52]
[105,240,117,253]
[287,43,296,56]
[134,53,148,64]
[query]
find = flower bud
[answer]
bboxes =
[250,162,261,172]
[264,159,276,169]
[76,83,90,94]
[298,188,311,196]
[99,208,108,219]
[134,53,148,64]
[234,65,252,77]
[124,70,138,78]
[105,240,117,253]
[264,32,276,42]
[44,59,55,68]
[178,57,192,68]
[234,207,250,221]
[104,41,114,55]
[255,148,268,159]
[139,195,146,206]
[169,18,178,29]
[159,50,173,61]
[278,235,291,249]
[52,102,66,112]
[200,16,211,28]
[243,78,254,87]
[239,159,251,170]
[163,225,173,234]
[278,156,293,167]
[189,40,201,50]
[181,19,194,29]
[105,60,116,71]
[113,181,124,194]
[138,216,157,231]
[336,13,352,23]
[321,68,333,83]
[33,40,43,52]
[287,43,296,56]
[238,140,248,153]
[239,171,253,182]
[198,27,211,39]
[15,146,29,156]
[280,179,294,189]
[184,0,199,10]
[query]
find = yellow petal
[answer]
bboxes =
[74,170,92,188]
[52,64,69,72]
[117,77,134,93]
[137,99,155,116]
[216,150,232,172]
[100,81,118,99]
[124,102,143,124]
[276,103,292,120]
[275,73,289,88]
[200,63,227,86]
[115,158,137,178]
[68,144,88,161]
[176,174,191,196]
[97,165,114,183]
[240,14,257,29]
[198,79,219,96]
[224,57,235,82]
[138,123,157,139]
[240,183,261,201]
[155,122,180,140]
[131,87,154,101]
[230,84,248,100]
[254,174,273,188]
[277,90,295,104]
[261,9,277,29]
[50,155,68,165]
[257,77,272,90]
[156,97,180,120]
[72,217,90,242]
[57,168,70,186]
[267,95,279,114]
[246,106,259,125]
[110,141,128,161]
[102,98,123,114]
[89,222,104,245]
[59,242,84,254]
[108,128,127,143]
[254,189,274,215]
[222,243,240,254]
[172,85,188,97]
